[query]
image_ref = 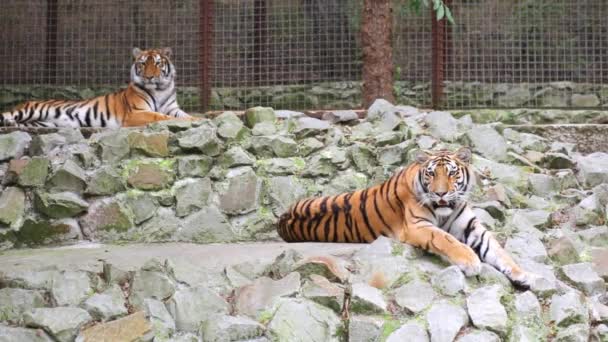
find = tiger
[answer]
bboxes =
[0,47,195,128]
[277,147,535,288]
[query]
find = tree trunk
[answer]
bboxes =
[361,0,394,108]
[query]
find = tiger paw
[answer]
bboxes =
[510,270,538,290]
[0,114,16,126]
[456,257,482,277]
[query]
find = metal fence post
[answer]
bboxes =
[200,0,214,113]
[431,4,447,109]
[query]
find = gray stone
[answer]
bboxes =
[0,187,25,229]
[592,324,608,342]
[128,131,169,157]
[79,199,134,238]
[0,131,31,161]
[50,271,93,306]
[426,301,468,342]
[16,217,81,247]
[386,321,429,342]
[327,170,368,194]
[301,275,344,313]
[178,122,222,156]
[174,178,212,217]
[505,233,548,262]
[265,249,304,279]
[424,111,462,142]
[266,176,307,215]
[245,107,275,128]
[23,307,91,342]
[561,263,606,296]
[348,316,383,342]
[75,311,151,342]
[46,160,87,193]
[275,110,304,119]
[394,279,436,313]
[509,324,545,342]
[572,94,600,107]
[235,272,301,318]
[466,125,509,161]
[18,157,50,187]
[129,267,176,310]
[267,298,341,342]
[349,143,376,174]
[375,131,404,147]
[179,205,237,243]
[432,266,466,296]
[377,141,412,165]
[528,173,559,197]
[177,155,213,178]
[457,330,500,342]
[0,325,53,342]
[350,122,376,141]
[466,285,508,333]
[143,298,175,338]
[323,110,359,123]
[257,158,301,175]
[218,167,261,214]
[350,283,387,314]
[294,117,330,137]
[122,191,157,225]
[578,226,608,247]
[200,314,265,342]
[576,152,608,187]
[299,137,324,156]
[214,111,248,140]
[167,286,230,332]
[90,129,130,163]
[34,192,88,219]
[82,284,127,321]
[550,291,589,327]
[498,86,529,107]
[542,152,576,169]
[0,288,45,321]
[272,136,299,158]
[86,167,125,195]
[367,99,395,120]
[252,121,277,136]
[555,323,590,342]
[220,146,255,168]
[473,156,527,190]
[0,267,58,290]
[515,291,541,317]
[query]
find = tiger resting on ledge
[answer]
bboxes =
[0,47,195,128]
[278,147,535,289]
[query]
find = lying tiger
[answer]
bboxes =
[278,147,534,288]
[0,47,194,128]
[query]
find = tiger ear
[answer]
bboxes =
[414,150,430,164]
[161,47,173,58]
[132,47,143,59]
[455,147,472,164]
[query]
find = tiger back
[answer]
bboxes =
[0,47,193,128]
[277,147,535,288]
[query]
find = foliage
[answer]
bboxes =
[405,0,455,24]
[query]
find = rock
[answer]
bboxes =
[576,152,608,187]
[174,178,212,217]
[34,192,88,219]
[294,117,330,137]
[0,267,58,290]
[127,161,175,191]
[252,122,277,136]
[592,324,608,342]
[572,94,600,107]
[466,285,508,333]
[432,266,466,296]
[82,284,127,321]
[0,131,31,161]
[473,156,527,190]
[272,136,299,158]
[257,158,301,176]
[266,176,307,215]
[46,160,87,193]
[128,131,169,157]
[177,122,222,156]
[323,110,359,123]
[23,307,91,342]
[86,167,125,195]
[327,170,368,194]
[386,321,429,342]
[350,283,387,314]
[123,191,157,225]
[375,131,404,147]
[394,279,437,313]
[129,267,176,310]
[550,291,589,327]
[505,233,548,262]
[265,249,304,279]
[0,288,45,321]
[76,311,151,342]
[424,111,462,142]
[179,205,236,243]
[578,226,608,247]
[275,110,304,119]
[200,314,265,342]
[245,107,276,128]
[377,141,412,165]
[266,298,341,342]
[177,155,213,178]
[0,187,25,229]
[50,270,93,306]
[0,325,53,342]
[90,129,130,163]
[561,263,606,296]
[509,324,544,342]
[349,143,376,174]
[220,146,255,168]
[497,86,529,107]
[466,125,508,161]
[457,330,500,342]
[293,255,351,283]
[299,137,324,156]
[17,157,49,187]
[348,316,383,342]
[542,152,576,169]
[80,199,134,237]
[426,301,469,342]
[218,167,261,215]
[214,111,248,139]
[143,298,175,338]
[30,134,66,156]
[515,291,541,317]
[17,217,81,246]
[367,99,395,120]
[235,272,301,318]
[554,323,590,342]
[301,275,344,313]
[528,173,559,197]
[167,286,230,332]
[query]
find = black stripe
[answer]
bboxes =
[446,204,467,233]
[384,175,399,214]
[92,101,99,120]
[373,192,392,237]
[16,110,24,122]
[343,194,353,242]
[134,83,157,111]
[318,197,330,240]
[84,107,92,127]
[359,190,378,241]
[104,95,111,118]
[480,231,490,260]
[393,170,406,211]
[463,217,476,243]
[54,107,61,119]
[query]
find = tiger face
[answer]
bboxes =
[131,47,175,91]
[414,147,473,216]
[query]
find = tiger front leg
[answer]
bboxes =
[401,224,482,276]
[123,111,174,127]
[0,113,17,127]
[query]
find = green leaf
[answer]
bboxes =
[444,5,455,24]
[436,5,445,21]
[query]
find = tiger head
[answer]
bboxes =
[414,147,474,216]
[131,47,176,91]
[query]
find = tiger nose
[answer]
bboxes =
[435,192,447,197]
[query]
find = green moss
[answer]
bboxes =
[391,243,405,256]
[293,157,306,170]
[257,310,274,325]
[378,318,402,342]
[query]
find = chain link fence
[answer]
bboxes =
[0,0,606,113]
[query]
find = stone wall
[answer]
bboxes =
[2,81,607,113]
